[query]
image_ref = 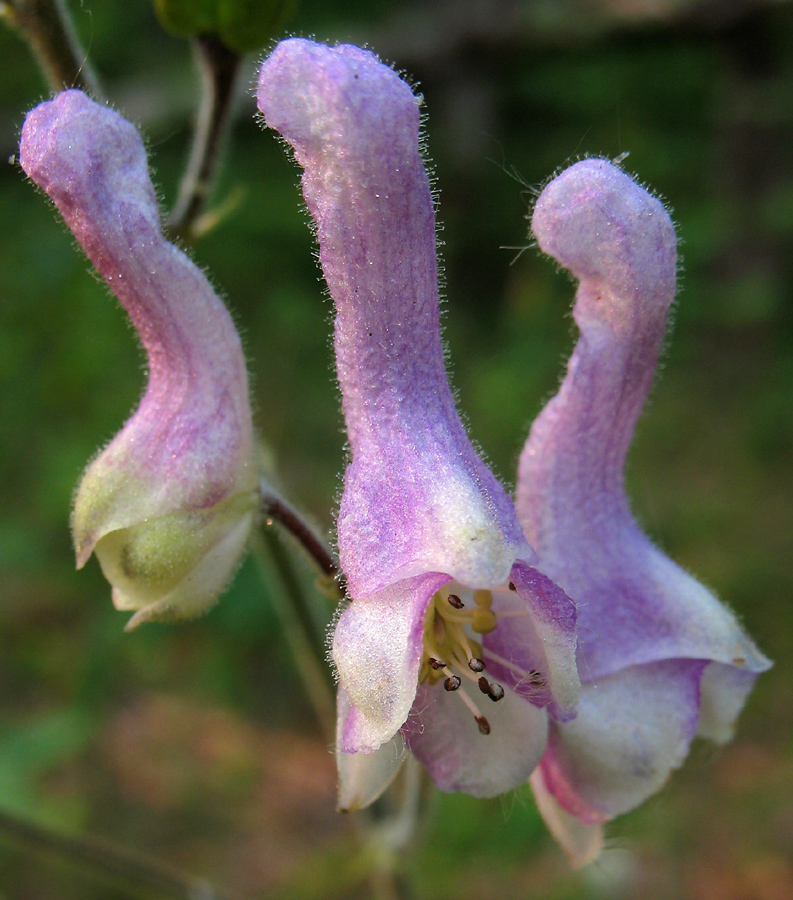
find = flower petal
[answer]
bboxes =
[539,659,706,822]
[484,562,579,719]
[403,682,548,798]
[257,40,530,599]
[530,769,603,868]
[517,159,769,681]
[333,573,450,752]
[696,661,760,744]
[336,686,407,811]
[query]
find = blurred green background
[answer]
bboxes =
[1,1,792,897]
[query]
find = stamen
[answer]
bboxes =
[483,649,548,688]
[508,582,517,592]
[434,594,473,624]
[420,589,505,730]
[448,621,476,663]
[471,607,497,634]
[422,627,447,668]
[441,610,475,624]
[453,681,487,723]
[494,610,530,619]
[473,589,494,609]
[487,682,505,702]
[446,654,483,685]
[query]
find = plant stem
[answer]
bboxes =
[0,806,229,899]
[3,0,100,94]
[360,756,425,900]
[260,481,341,584]
[168,33,241,241]
[250,527,337,741]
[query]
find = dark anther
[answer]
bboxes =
[429,658,446,670]
[508,582,517,591]
[444,675,462,692]
[487,682,505,702]
[476,716,491,735]
[478,676,491,695]
[447,594,465,609]
[468,657,485,673]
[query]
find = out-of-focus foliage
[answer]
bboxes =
[152,0,297,52]
[1,1,792,898]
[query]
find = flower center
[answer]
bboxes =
[418,585,508,735]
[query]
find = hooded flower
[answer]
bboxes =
[20,90,259,630]
[257,39,580,804]
[517,159,771,864]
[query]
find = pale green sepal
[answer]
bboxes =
[90,490,259,629]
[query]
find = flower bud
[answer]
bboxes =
[151,0,296,52]
[20,90,259,629]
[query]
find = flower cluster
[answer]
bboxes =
[257,38,770,861]
[20,37,769,866]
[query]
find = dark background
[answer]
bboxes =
[1,1,792,897]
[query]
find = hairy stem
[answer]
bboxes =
[0,806,228,899]
[260,481,341,584]
[168,33,241,240]
[3,0,100,94]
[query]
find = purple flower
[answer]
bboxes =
[20,91,259,630]
[257,39,580,805]
[518,159,771,864]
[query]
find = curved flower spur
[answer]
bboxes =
[257,39,580,805]
[20,91,259,630]
[518,159,771,864]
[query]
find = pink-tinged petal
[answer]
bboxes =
[20,90,257,624]
[696,662,759,744]
[517,159,770,680]
[539,659,706,823]
[483,563,579,719]
[257,39,530,600]
[333,573,450,752]
[530,769,603,868]
[336,685,406,811]
[403,682,548,798]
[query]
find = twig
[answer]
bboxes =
[0,806,229,899]
[2,0,100,94]
[168,33,241,240]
